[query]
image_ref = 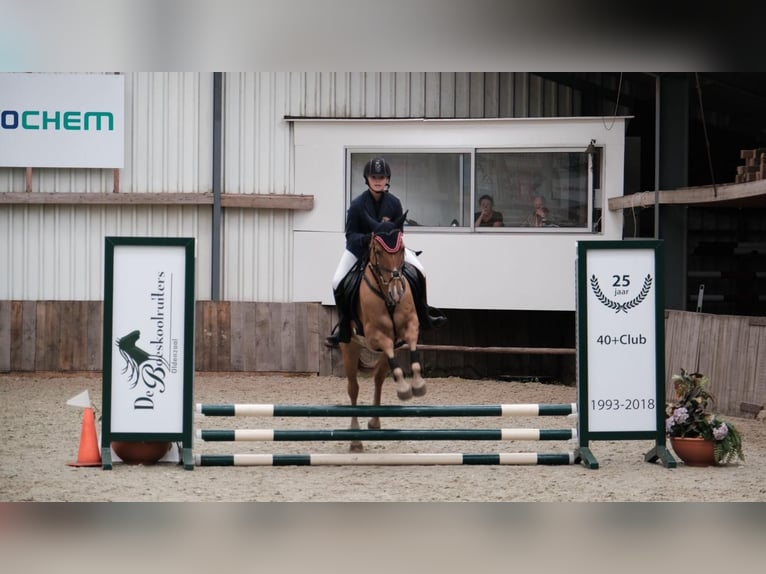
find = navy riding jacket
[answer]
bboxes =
[344,189,404,258]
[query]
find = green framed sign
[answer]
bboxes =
[101,237,195,470]
[576,240,675,469]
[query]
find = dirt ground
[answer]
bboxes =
[1,371,765,502]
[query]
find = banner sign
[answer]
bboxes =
[585,247,658,432]
[0,73,124,168]
[576,240,675,469]
[101,237,195,470]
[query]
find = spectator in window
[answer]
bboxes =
[525,195,553,227]
[474,194,504,227]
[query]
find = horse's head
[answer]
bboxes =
[367,211,407,306]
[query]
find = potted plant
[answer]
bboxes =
[111,440,172,465]
[665,369,744,466]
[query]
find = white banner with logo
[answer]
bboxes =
[110,245,186,433]
[585,248,657,432]
[0,73,124,168]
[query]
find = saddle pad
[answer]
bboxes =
[340,259,421,338]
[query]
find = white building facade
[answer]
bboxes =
[0,72,626,311]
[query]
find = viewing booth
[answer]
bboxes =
[290,116,628,316]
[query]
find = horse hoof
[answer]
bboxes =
[350,441,363,453]
[397,387,413,401]
[412,384,426,398]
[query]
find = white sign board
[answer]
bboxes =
[576,240,674,469]
[102,237,195,470]
[584,248,657,432]
[109,245,187,433]
[0,73,124,168]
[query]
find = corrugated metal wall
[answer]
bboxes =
[124,72,213,193]
[0,205,212,300]
[1,72,581,301]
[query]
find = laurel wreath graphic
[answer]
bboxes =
[590,274,652,313]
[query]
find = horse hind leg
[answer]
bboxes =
[409,349,426,398]
[367,356,387,430]
[342,343,364,452]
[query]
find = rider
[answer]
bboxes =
[325,156,447,348]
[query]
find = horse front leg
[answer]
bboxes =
[408,348,426,398]
[341,342,363,452]
[387,354,412,401]
[400,314,425,397]
[367,332,412,401]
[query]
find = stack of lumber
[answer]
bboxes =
[736,148,766,183]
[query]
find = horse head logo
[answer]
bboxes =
[116,330,168,389]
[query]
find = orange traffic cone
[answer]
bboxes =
[66,407,102,467]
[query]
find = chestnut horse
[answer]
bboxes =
[340,212,425,452]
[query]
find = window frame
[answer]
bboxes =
[345,145,602,233]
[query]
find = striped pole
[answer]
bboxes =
[197,428,578,442]
[195,452,577,466]
[196,403,577,418]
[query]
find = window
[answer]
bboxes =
[347,147,601,232]
[348,151,471,227]
[476,150,592,229]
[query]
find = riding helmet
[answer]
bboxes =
[363,157,391,184]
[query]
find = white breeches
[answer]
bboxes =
[331,248,425,290]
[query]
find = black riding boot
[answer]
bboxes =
[413,269,447,330]
[325,287,352,348]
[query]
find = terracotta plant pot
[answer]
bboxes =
[670,436,716,467]
[111,441,172,465]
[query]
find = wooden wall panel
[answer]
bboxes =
[86,301,103,370]
[58,301,75,371]
[13,301,37,371]
[664,310,703,378]
[35,302,56,370]
[704,315,746,415]
[749,321,766,406]
[279,302,296,372]
[213,302,232,370]
[195,301,231,371]
[254,302,279,372]
[1,300,329,375]
[0,301,9,371]
[664,310,766,417]
[230,301,256,371]
[1,303,762,419]
[303,302,320,373]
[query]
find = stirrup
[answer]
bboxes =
[324,323,340,348]
[427,307,447,328]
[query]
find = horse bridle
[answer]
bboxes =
[364,232,406,311]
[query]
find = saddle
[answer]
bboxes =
[336,256,436,340]
[336,254,369,338]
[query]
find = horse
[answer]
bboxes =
[340,211,425,452]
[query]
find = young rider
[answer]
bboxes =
[325,157,446,347]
